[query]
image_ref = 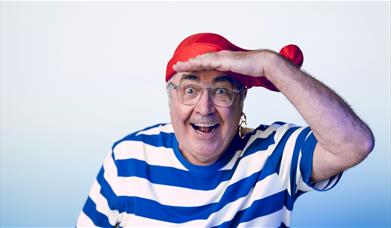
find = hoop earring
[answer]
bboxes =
[239,112,247,139]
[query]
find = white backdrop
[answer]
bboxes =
[1,1,390,227]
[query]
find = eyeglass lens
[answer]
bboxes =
[177,81,236,107]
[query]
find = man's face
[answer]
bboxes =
[169,70,245,165]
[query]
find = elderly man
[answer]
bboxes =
[77,33,374,227]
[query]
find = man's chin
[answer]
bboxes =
[191,144,224,164]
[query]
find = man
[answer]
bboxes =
[77,33,374,227]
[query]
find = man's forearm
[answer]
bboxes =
[263,51,374,164]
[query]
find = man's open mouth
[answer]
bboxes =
[190,123,220,134]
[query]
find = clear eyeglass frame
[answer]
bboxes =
[167,81,243,108]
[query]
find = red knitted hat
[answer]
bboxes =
[166,33,304,91]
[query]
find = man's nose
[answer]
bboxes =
[194,89,216,115]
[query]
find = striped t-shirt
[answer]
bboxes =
[77,122,341,227]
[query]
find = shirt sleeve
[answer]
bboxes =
[295,129,342,194]
[76,150,121,227]
[276,124,342,199]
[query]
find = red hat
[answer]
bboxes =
[165,33,304,91]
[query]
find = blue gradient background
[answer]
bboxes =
[1,2,390,227]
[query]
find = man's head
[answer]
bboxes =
[167,70,246,165]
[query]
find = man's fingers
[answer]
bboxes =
[173,61,203,72]
[173,51,229,72]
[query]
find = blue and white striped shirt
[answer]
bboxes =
[77,122,341,227]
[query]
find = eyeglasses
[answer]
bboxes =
[168,81,243,107]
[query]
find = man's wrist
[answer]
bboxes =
[258,50,281,80]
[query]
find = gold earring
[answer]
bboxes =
[239,112,247,139]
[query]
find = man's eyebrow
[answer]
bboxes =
[180,73,199,82]
[213,75,235,85]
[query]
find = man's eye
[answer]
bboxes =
[185,87,195,94]
[216,88,228,95]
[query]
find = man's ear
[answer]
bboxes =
[240,89,247,109]
[241,89,248,102]
[242,89,247,99]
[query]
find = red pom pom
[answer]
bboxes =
[279,44,304,67]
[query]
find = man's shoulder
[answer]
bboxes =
[131,123,175,137]
[250,121,298,133]
[244,121,307,144]
[109,123,178,167]
[112,123,175,150]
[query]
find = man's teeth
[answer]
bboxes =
[191,123,219,134]
[193,123,218,127]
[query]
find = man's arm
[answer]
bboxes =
[173,50,374,182]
